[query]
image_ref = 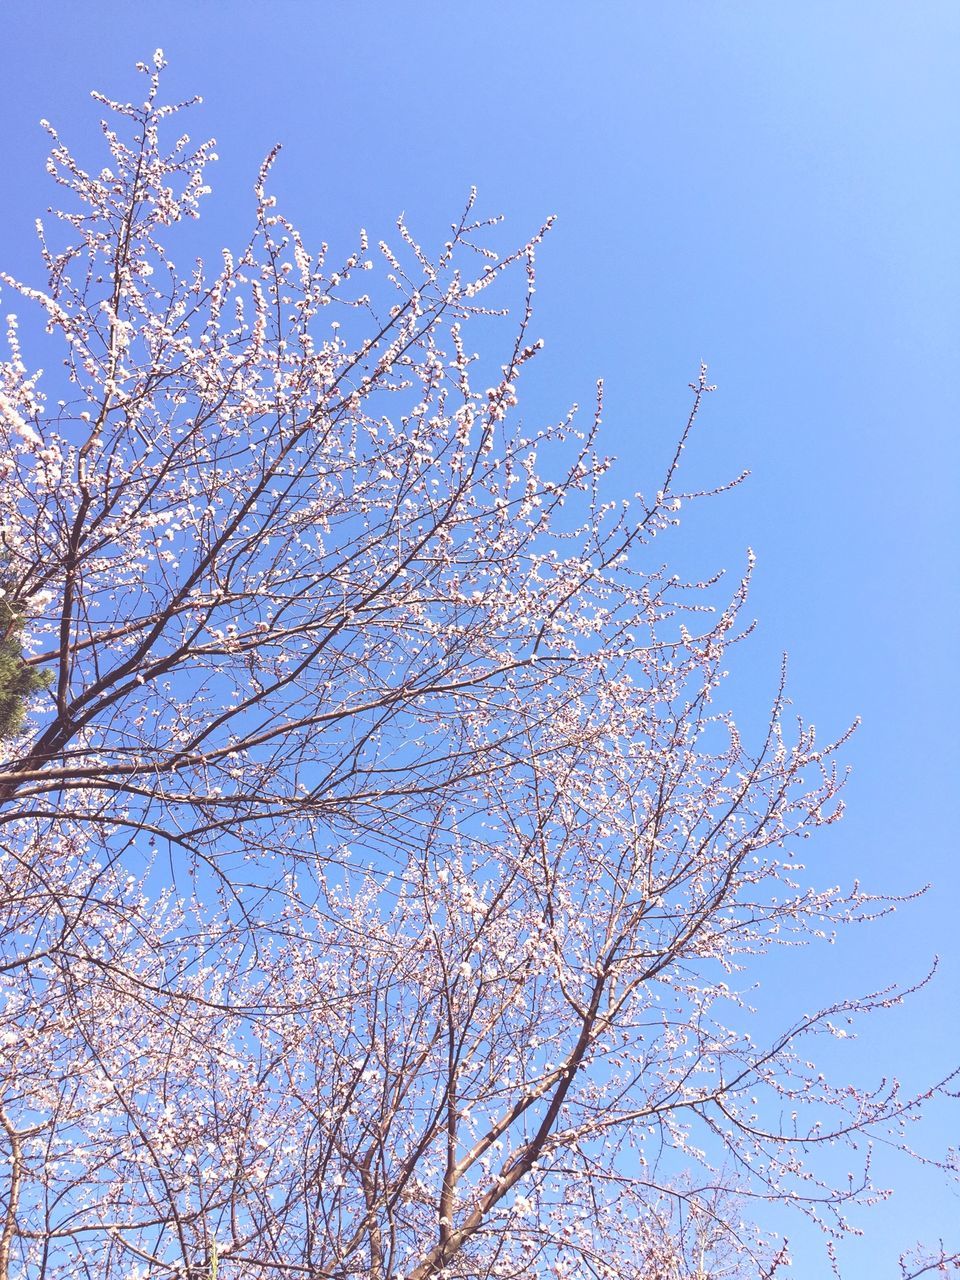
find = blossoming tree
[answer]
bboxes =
[0,53,955,1280]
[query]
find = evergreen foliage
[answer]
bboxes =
[0,577,50,741]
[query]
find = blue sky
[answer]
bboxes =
[2,2,958,1273]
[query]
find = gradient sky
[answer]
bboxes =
[2,3,958,1273]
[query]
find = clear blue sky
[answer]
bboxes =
[2,3,957,1273]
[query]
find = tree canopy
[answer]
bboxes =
[0,53,955,1280]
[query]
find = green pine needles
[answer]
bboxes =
[0,585,51,742]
